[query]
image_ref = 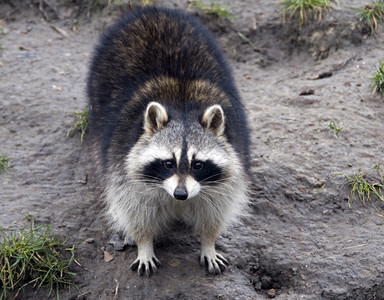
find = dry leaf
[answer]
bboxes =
[101,247,114,262]
[104,251,113,262]
[167,258,180,267]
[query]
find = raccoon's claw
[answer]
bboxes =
[130,256,162,276]
[200,251,229,274]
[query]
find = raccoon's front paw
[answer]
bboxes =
[200,247,229,274]
[130,255,162,276]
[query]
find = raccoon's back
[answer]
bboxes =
[87,7,250,171]
[88,8,234,115]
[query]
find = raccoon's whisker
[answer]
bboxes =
[140,175,162,181]
[201,178,235,192]
[140,173,165,182]
[201,182,237,197]
[198,191,223,213]
[201,188,232,201]
[198,192,218,209]
[127,179,160,186]
[137,179,161,185]
[199,173,234,185]
[134,174,164,183]
[199,173,225,183]
[201,178,232,186]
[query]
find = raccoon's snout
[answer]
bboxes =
[174,186,188,200]
[163,175,201,200]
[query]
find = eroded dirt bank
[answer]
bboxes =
[1,1,384,299]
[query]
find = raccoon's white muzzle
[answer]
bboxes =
[163,174,201,200]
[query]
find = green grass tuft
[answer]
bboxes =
[0,155,9,174]
[342,164,384,209]
[327,120,342,137]
[0,220,77,299]
[237,32,254,48]
[370,60,384,95]
[72,108,88,142]
[188,1,233,19]
[355,1,384,32]
[279,0,338,28]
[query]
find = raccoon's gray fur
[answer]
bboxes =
[87,6,251,276]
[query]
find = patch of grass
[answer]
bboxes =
[327,120,342,137]
[279,0,338,28]
[138,0,154,5]
[0,220,77,299]
[342,164,384,209]
[70,108,88,142]
[188,1,233,19]
[0,155,9,174]
[370,60,384,95]
[355,1,384,33]
[237,32,254,48]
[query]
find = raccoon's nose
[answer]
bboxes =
[174,187,188,200]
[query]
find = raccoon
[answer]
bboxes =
[87,6,251,276]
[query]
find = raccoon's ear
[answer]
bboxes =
[201,104,225,137]
[144,102,169,135]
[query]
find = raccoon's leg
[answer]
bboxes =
[124,235,136,246]
[200,231,229,274]
[129,235,161,276]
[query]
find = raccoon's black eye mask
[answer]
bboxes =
[143,159,175,181]
[191,160,222,183]
[162,160,204,172]
[143,158,222,183]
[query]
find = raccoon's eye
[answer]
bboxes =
[192,161,204,170]
[163,160,174,169]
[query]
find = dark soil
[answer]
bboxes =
[1,0,384,299]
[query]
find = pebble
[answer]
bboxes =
[267,288,276,298]
[85,238,94,244]
[108,233,125,251]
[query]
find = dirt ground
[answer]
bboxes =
[1,0,384,299]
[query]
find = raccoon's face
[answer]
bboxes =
[127,102,230,201]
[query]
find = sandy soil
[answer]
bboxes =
[1,0,384,299]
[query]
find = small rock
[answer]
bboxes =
[52,85,62,91]
[78,173,88,185]
[108,233,125,251]
[85,238,94,244]
[267,288,276,298]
